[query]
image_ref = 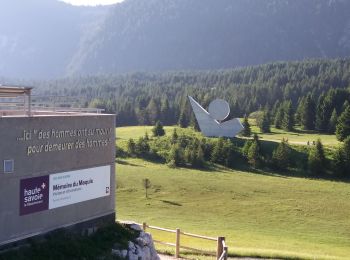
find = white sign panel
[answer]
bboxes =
[49,165,110,209]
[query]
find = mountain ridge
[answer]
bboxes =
[1,0,350,79]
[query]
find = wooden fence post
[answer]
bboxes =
[216,236,224,259]
[175,228,180,258]
[223,244,228,260]
[142,222,147,231]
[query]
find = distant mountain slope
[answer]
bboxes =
[68,0,350,76]
[0,0,108,79]
[1,0,350,79]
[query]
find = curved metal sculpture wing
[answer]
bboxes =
[188,96,244,137]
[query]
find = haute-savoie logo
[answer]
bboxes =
[20,176,49,216]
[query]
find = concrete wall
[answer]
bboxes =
[0,114,115,246]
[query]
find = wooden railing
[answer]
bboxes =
[139,222,228,259]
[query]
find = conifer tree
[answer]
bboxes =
[272,138,291,169]
[127,138,136,155]
[146,98,159,125]
[274,105,284,129]
[333,146,346,177]
[171,128,178,143]
[247,134,261,168]
[295,97,305,125]
[282,101,294,131]
[211,138,225,164]
[190,114,200,132]
[336,106,350,141]
[342,100,350,112]
[168,144,183,167]
[152,121,165,137]
[328,109,338,134]
[241,115,251,137]
[178,111,188,128]
[315,94,329,132]
[300,94,316,130]
[135,136,150,154]
[257,110,271,133]
[160,98,171,125]
[308,139,326,175]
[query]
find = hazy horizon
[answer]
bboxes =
[59,0,124,6]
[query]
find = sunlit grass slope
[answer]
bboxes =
[116,158,350,259]
[116,126,349,259]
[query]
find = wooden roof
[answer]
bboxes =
[0,86,33,98]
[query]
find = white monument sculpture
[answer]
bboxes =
[188,96,244,137]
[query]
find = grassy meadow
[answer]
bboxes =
[115,126,350,259]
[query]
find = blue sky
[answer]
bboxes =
[60,0,124,6]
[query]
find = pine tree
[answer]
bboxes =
[222,139,235,167]
[328,109,338,134]
[152,121,165,137]
[333,147,346,177]
[241,115,251,137]
[248,140,260,168]
[160,98,171,125]
[282,101,294,131]
[295,97,305,125]
[171,128,178,143]
[178,111,188,128]
[332,136,350,177]
[272,138,291,169]
[336,106,350,141]
[274,105,284,129]
[127,138,136,155]
[343,137,350,177]
[342,100,350,112]
[135,136,150,154]
[146,98,159,125]
[315,94,329,132]
[168,144,183,167]
[211,138,225,164]
[258,110,271,133]
[247,134,261,168]
[300,94,316,130]
[194,146,205,168]
[308,139,326,175]
[190,114,200,132]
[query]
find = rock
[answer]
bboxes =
[121,249,128,258]
[142,246,151,260]
[136,237,147,247]
[130,223,143,232]
[128,251,138,260]
[111,249,122,257]
[116,222,160,260]
[128,241,136,253]
[142,233,152,245]
[135,244,143,257]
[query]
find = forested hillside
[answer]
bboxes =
[1,0,350,78]
[68,0,350,75]
[0,0,108,78]
[37,58,350,133]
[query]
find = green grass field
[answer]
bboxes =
[116,126,349,259]
[116,123,340,148]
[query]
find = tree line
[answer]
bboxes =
[118,125,350,179]
[36,58,350,129]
